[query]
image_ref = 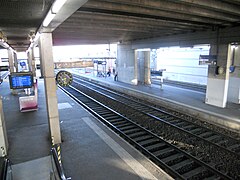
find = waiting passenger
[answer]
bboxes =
[114,72,118,81]
[107,68,111,77]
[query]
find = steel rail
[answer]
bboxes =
[59,84,232,180]
[72,76,240,158]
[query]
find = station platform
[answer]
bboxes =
[70,69,240,133]
[0,78,172,179]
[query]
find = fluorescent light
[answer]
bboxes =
[52,0,67,13]
[43,11,56,27]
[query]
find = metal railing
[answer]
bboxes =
[1,158,12,180]
[50,146,71,180]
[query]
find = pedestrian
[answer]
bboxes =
[107,68,111,77]
[114,72,118,81]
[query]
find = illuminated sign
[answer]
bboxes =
[9,72,33,89]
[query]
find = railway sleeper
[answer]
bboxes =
[144,142,167,152]
[182,167,213,179]
[138,138,161,147]
[174,121,188,127]
[198,131,214,138]
[114,122,133,128]
[182,124,196,130]
[91,107,105,111]
[215,139,227,146]
[111,121,129,128]
[171,159,198,175]
[228,144,240,151]
[189,128,203,134]
[107,118,125,123]
[134,135,154,143]
[97,111,113,116]
[161,153,186,166]
[128,132,148,139]
[123,128,142,135]
[103,115,120,119]
[158,115,172,119]
[154,147,175,158]
[119,125,137,131]
[164,117,178,122]
[205,135,221,142]
[167,119,181,124]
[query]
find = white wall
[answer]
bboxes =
[155,46,209,85]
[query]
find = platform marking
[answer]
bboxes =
[82,117,159,180]
[58,102,72,109]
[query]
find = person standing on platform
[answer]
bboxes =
[107,68,111,77]
[114,72,118,81]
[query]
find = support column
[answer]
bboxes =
[31,47,36,78]
[150,49,158,71]
[137,51,151,85]
[27,50,33,72]
[0,98,8,157]
[39,33,61,144]
[228,45,240,104]
[117,43,137,85]
[144,51,151,85]
[205,44,231,108]
[14,52,18,72]
[7,49,15,73]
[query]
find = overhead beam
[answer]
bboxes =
[73,11,209,29]
[99,0,240,20]
[179,0,240,16]
[132,26,240,49]
[67,13,209,31]
[40,0,89,33]
[82,0,238,25]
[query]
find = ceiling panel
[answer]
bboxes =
[1,0,240,50]
[0,0,53,51]
[53,0,240,45]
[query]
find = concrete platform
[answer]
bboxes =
[70,69,240,133]
[0,77,172,179]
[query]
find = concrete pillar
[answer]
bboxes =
[228,45,240,104]
[150,49,158,71]
[137,51,151,85]
[205,44,231,108]
[7,49,15,73]
[14,52,18,72]
[0,98,8,157]
[31,47,36,78]
[117,43,138,85]
[27,50,33,72]
[39,33,61,145]
[27,47,36,77]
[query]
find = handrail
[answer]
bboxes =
[1,158,11,180]
[51,147,70,180]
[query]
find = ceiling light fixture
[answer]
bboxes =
[42,0,67,27]
[52,0,67,13]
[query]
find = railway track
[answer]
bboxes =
[67,74,240,178]
[60,84,231,180]
[72,76,240,157]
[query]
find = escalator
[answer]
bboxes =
[0,145,70,180]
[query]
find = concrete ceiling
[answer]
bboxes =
[1,0,240,51]
[0,0,54,51]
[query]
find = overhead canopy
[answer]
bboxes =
[0,0,240,51]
